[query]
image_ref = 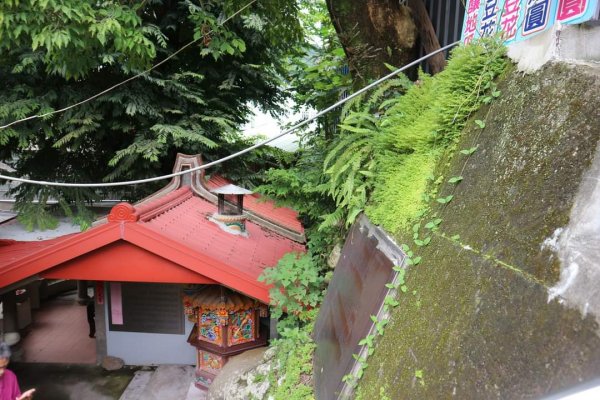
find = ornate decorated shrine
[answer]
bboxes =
[184,285,269,389]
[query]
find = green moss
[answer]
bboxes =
[366,39,507,234]
[366,151,436,232]
[266,324,315,400]
[356,62,600,399]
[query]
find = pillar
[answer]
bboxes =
[26,281,41,310]
[1,291,20,345]
[77,280,90,304]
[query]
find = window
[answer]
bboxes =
[108,282,184,334]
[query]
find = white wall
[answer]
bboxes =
[104,286,196,366]
[507,23,600,72]
[105,309,196,365]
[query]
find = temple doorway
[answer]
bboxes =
[19,285,96,364]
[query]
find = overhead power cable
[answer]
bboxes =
[0,0,257,131]
[0,41,460,188]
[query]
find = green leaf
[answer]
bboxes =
[492,89,501,97]
[436,195,454,204]
[460,146,478,155]
[451,234,461,241]
[448,176,463,184]
[475,119,485,128]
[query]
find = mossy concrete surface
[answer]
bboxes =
[357,62,600,399]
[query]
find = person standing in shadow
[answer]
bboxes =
[87,300,96,339]
[0,342,35,400]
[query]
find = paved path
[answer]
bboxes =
[20,293,96,364]
[119,365,207,400]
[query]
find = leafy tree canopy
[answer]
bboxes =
[0,0,304,228]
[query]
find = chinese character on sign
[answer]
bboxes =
[523,0,550,35]
[463,0,481,44]
[468,0,482,13]
[557,0,587,21]
[480,0,499,36]
[500,0,521,40]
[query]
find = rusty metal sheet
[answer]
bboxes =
[314,214,405,400]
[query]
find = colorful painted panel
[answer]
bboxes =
[227,309,255,346]
[198,311,224,346]
[461,0,599,45]
[199,350,224,372]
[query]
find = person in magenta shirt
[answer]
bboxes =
[0,342,34,400]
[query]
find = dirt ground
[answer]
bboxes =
[10,362,141,400]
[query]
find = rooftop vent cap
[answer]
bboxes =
[210,184,252,235]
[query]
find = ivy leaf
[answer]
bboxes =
[448,176,463,184]
[474,119,485,128]
[413,256,422,265]
[492,89,501,97]
[436,195,454,204]
[460,146,478,155]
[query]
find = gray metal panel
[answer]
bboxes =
[108,282,184,334]
[313,215,404,400]
[417,0,466,72]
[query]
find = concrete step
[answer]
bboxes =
[184,381,208,400]
[118,370,154,400]
[119,365,196,400]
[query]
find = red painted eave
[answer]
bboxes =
[0,192,304,303]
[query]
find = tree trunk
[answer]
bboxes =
[407,0,446,74]
[326,0,419,85]
[326,0,445,84]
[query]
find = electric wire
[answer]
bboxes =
[0,41,460,188]
[0,0,257,131]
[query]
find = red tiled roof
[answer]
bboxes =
[0,154,305,301]
[140,186,305,279]
[0,187,304,303]
[0,236,75,267]
[205,175,303,235]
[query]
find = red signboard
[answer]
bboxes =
[557,0,587,21]
[96,282,104,304]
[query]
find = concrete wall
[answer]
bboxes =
[508,23,600,72]
[104,285,196,366]
[355,62,600,400]
[105,316,196,365]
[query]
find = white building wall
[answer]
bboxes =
[507,23,600,72]
[105,308,196,365]
[104,285,196,365]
